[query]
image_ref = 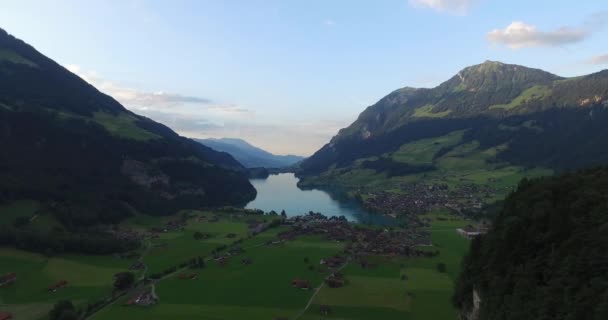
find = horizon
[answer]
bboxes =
[2,0,607,156]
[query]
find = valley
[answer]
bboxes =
[1,9,607,320]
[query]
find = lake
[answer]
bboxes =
[245,173,394,225]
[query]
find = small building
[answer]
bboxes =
[0,273,16,287]
[48,280,68,292]
[456,226,486,239]
[291,278,311,290]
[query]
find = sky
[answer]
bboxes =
[1,0,607,156]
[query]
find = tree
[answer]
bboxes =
[280,210,287,218]
[49,300,76,320]
[113,272,135,291]
[193,231,204,240]
[437,263,447,273]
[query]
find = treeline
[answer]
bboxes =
[0,225,138,255]
[361,158,435,177]
[453,167,608,320]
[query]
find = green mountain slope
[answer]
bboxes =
[0,28,256,253]
[453,167,608,320]
[299,61,608,192]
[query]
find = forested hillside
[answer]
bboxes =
[299,61,608,189]
[453,167,608,320]
[0,28,256,254]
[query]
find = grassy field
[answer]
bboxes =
[412,104,452,118]
[0,247,133,320]
[489,85,551,110]
[302,210,469,320]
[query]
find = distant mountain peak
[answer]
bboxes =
[442,61,562,95]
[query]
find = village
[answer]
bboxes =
[361,182,495,217]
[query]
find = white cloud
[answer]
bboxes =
[588,54,608,65]
[487,21,587,49]
[408,0,474,15]
[488,12,608,49]
[323,19,336,27]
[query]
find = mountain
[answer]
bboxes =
[195,138,305,168]
[298,61,608,194]
[453,167,608,320]
[0,28,256,253]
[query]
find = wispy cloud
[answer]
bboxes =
[323,19,337,27]
[487,12,608,49]
[63,64,343,156]
[408,0,474,15]
[588,54,608,65]
[66,64,213,109]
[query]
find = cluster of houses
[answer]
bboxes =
[362,182,494,217]
[125,288,158,307]
[277,214,431,259]
[0,273,16,287]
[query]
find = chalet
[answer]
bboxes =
[48,280,68,292]
[0,312,13,320]
[0,273,16,287]
[291,278,311,290]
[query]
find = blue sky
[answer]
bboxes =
[1,0,607,155]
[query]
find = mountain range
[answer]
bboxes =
[299,60,608,190]
[195,138,305,168]
[0,28,255,253]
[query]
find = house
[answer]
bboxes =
[291,278,311,290]
[125,290,157,307]
[0,273,16,287]
[48,280,68,292]
[0,312,13,320]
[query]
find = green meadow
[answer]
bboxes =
[0,247,132,320]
